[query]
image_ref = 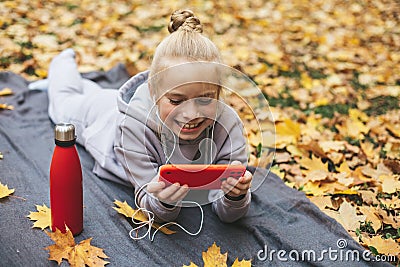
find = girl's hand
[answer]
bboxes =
[147,175,190,205]
[221,161,252,198]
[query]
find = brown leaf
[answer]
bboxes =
[45,228,109,266]
[383,159,400,174]
[297,140,326,159]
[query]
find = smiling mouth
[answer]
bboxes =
[177,120,204,130]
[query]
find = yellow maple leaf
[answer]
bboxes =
[270,165,285,179]
[0,87,13,96]
[308,196,334,211]
[364,236,400,256]
[183,243,251,267]
[337,161,352,176]
[275,119,301,147]
[231,258,252,267]
[324,201,366,232]
[27,204,51,230]
[0,182,15,199]
[359,206,382,233]
[45,228,109,266]
[381,175,400,194]
[0,103,14,110]
[202,243,228,267]
[385,123,400,138]
[299,155,329,175]
[113,200,175,235]
[302,181,327,196]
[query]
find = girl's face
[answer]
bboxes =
[157,82,219,140]
[152,61,221,140]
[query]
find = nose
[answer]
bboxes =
[181,100,200,121]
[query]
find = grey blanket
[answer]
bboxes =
[0,67,390,266]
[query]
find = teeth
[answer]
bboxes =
[182,122,200,129]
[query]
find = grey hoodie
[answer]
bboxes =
[97,70,251,223]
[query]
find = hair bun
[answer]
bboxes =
[168,9,203,33]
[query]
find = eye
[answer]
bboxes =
[169,99,184,105]
[195,97,213,105]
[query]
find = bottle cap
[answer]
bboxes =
[54,123,76,142]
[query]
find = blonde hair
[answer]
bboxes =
[149,9,222,96]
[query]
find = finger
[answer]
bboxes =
[222,181,244,196]
[146,181,166,193]
[157,183,181,200]
[230,160,242,165]
[168,185,190,203]
[225,186,242,196]
[227,178,250,190]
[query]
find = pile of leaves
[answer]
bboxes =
[1,0,399,264]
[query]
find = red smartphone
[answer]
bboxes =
[158,164,246,190]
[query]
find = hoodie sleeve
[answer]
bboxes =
[115,144,181,223]
[209,108,251,223]
[114,86,181,223]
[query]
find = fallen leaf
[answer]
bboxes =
[0,87,13,96]
[0,103,14,110]
[302,181,327,196]
[324,201,366,232]
[183,243,251,267]
[359,190,379,205]
[27,204,51,230]
[0,182,15,199]
[379,197,400,210]
[299,155,329,174]
[231,258,252,267]
[45,227,109,266]
[359,206,382,233]
[376,209,400,229]
[113,200,175,235]
[202,243,228,267]
[276,119,301,144]
[381,175,400,194]
[297,140,327,158]
[363,236,400,256]
[306,169,329,182]
[308,196,334,210]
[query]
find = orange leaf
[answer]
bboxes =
[45,228,109,266]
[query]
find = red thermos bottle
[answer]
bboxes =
[50,123,83,235]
